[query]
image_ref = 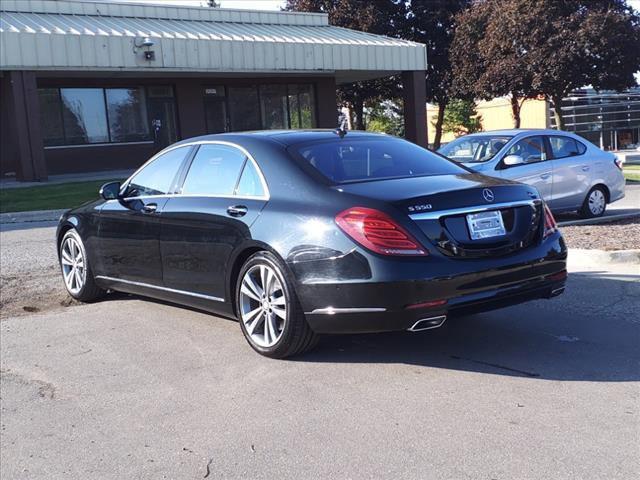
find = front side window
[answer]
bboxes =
[126,146,191,197]
[181,145,247,195]
[548,136,586,158]
[292,138,466,184]
[504,136,547,164]
[439,135,512,163]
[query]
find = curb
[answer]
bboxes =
[568,248,640,267]
[0,209,67,224]
[558,212,639,227]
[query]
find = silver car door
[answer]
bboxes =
[496,135,553,201]
[547,135,591,210]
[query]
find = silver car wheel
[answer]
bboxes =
[60,235,86,295]
[588,189,606,215]
[239,264,287,348]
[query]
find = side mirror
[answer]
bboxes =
[100,181,121,200]
[503,154,525,167]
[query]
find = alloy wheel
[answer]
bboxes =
[239,264,287,348]
[588,189,606,216]
[60,235,86,295]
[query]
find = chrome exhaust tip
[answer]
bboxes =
[550,287,565,297]
[408,315,447,332]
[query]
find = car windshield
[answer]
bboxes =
[439,135,513,163]
[290,137,466,184]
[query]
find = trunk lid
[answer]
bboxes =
[334,173,545,258]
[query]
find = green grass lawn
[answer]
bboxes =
[623,164,640,182]
[0,179,122,214]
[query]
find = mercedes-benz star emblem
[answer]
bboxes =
[483,188,495,202]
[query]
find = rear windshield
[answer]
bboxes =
[290,137,466,184]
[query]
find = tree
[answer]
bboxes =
[452,0,640,130]
[285,0,403,129]
[441,99,482,136]
[206,0,219,6]
[404,0,471,149]
[366,100,404,137]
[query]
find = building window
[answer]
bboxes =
[106,88,150,143]
[38,86,168,147]
[204,83,316,134]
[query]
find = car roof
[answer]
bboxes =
[175,129,389,148]
[464,129,575,137]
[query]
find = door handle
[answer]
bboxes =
[227,205,248,217]
[540,173,551,180]
[142,203,157,214]
[582,166,590,172]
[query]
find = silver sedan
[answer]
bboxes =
[439,129,626,218]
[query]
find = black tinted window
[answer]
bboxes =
[182,144,246,195]
[127,146,190,196]
[291,138,465,184]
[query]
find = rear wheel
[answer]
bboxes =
[579,186,607,218]
[236,251,318,358]
[59,229,105,302]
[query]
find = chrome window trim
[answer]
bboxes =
[306,307,387,315]
[44,140,155,150]
[409,199,540,221]
[120,140,270,201]
[95,275,224,302]
[120,193,269,202]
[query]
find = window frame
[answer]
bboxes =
[174,141,270,200]
[547,135,588,160]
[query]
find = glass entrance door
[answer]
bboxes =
[204,86,228,134]
[147,86,178,149]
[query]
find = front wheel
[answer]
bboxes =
[579,186,607,218]
[236,251,318,358]
[59,229,105,302]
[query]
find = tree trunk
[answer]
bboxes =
[352,99,365,130]
[433,102,447,150]
[551,95,565,130]
[510,95,521,129]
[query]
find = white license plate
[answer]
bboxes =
[466,211,506,240]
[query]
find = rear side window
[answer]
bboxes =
[126,146,191,197]
[182,144,246,195]
[235,161,265,197]
[549,136,586,158]
[290,137,465,184]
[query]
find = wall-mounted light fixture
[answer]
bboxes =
[133,37,156,61]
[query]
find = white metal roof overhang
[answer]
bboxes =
[0,0,427,84]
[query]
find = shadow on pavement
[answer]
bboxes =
[292,271,640,382]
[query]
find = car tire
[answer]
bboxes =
[59,229,105,302]
[236,251,318,358]
[579,186,607,218]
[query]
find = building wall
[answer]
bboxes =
[4,73,338,179]
[427,97,549,146]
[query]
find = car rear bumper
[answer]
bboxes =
[297,234,567,334]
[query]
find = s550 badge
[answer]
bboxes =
[407,204,432,212]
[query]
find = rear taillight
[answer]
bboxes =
[614,156,623,170]
[335,207,427,256]
[543,203,557,238]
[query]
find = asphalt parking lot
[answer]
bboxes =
[1,222,639,479]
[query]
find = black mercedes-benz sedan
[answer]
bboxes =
[57,130,567,358]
